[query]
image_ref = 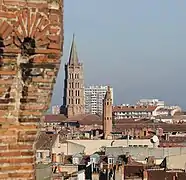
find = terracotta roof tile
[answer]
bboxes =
[124,165,144,178]
[147,170,186,180]
[63,155,72,164]
[65,114,102,125]
[35,132,57,150]
[44,114,67,122]
[113,122,186,133]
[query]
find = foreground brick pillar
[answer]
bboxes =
[0,0,63,179]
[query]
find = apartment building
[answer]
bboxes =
[113,105,158,120]
[136,99,165,106]
[85,85,113,115]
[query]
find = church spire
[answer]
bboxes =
[104,86,112,100]
[68,34,79,65]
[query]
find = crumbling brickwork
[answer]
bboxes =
[0,0,63,179]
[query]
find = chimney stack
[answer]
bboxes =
[52,153,57,163]
[143,169,148,180]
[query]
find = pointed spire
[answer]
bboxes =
[68,33,79,65]
[104,86,112,100]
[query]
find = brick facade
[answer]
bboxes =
[102,86,113,139]
[0,0,63,179]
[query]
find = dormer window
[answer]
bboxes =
[90,157,95,163]
[73,157,80,165]
[108,157,114,164]
[72,153,83,165]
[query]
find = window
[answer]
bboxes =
[69,90,71,96]
[108,158,114,164]
[75,74,79,79]
[71,99,74,104]
[68,98,71,104]
[71,90,73,96]
[37,152,42,158]
[69,83,71,88]
[72,82,74,88]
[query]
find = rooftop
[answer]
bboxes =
[35,132,57,150]
[113,105,157,112]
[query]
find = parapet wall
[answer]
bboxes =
[0,0,63,179]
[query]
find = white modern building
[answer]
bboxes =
[136,99,165,106]
[85,85,113,115]
[52,105,60,115]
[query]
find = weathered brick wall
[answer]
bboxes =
[0,0,63,179]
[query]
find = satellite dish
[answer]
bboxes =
[151,135,159,143]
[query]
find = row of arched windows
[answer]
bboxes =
[105,117,112,120]
[69,90,80,96]
[68,98,81,105]
[69,73,79,79]
[69,82,80,88]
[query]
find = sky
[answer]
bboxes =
[51,0,186,109]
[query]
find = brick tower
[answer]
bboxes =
[0,0,63,179]
[102,86,113,139]
[61,34,85,118]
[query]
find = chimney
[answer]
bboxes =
[61,153,65,164]
[52,153,57,163]
[143,169,148,180]
[173,173,178,180]
[121,163,125,180]
[116,162,119,172]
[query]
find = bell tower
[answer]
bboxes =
[102,86,113,139]
[61,34,85,117]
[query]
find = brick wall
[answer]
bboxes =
[0,0,63,179]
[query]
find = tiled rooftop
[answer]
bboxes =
[35,132,57,150]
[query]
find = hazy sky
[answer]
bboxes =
[51,0,186,109]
